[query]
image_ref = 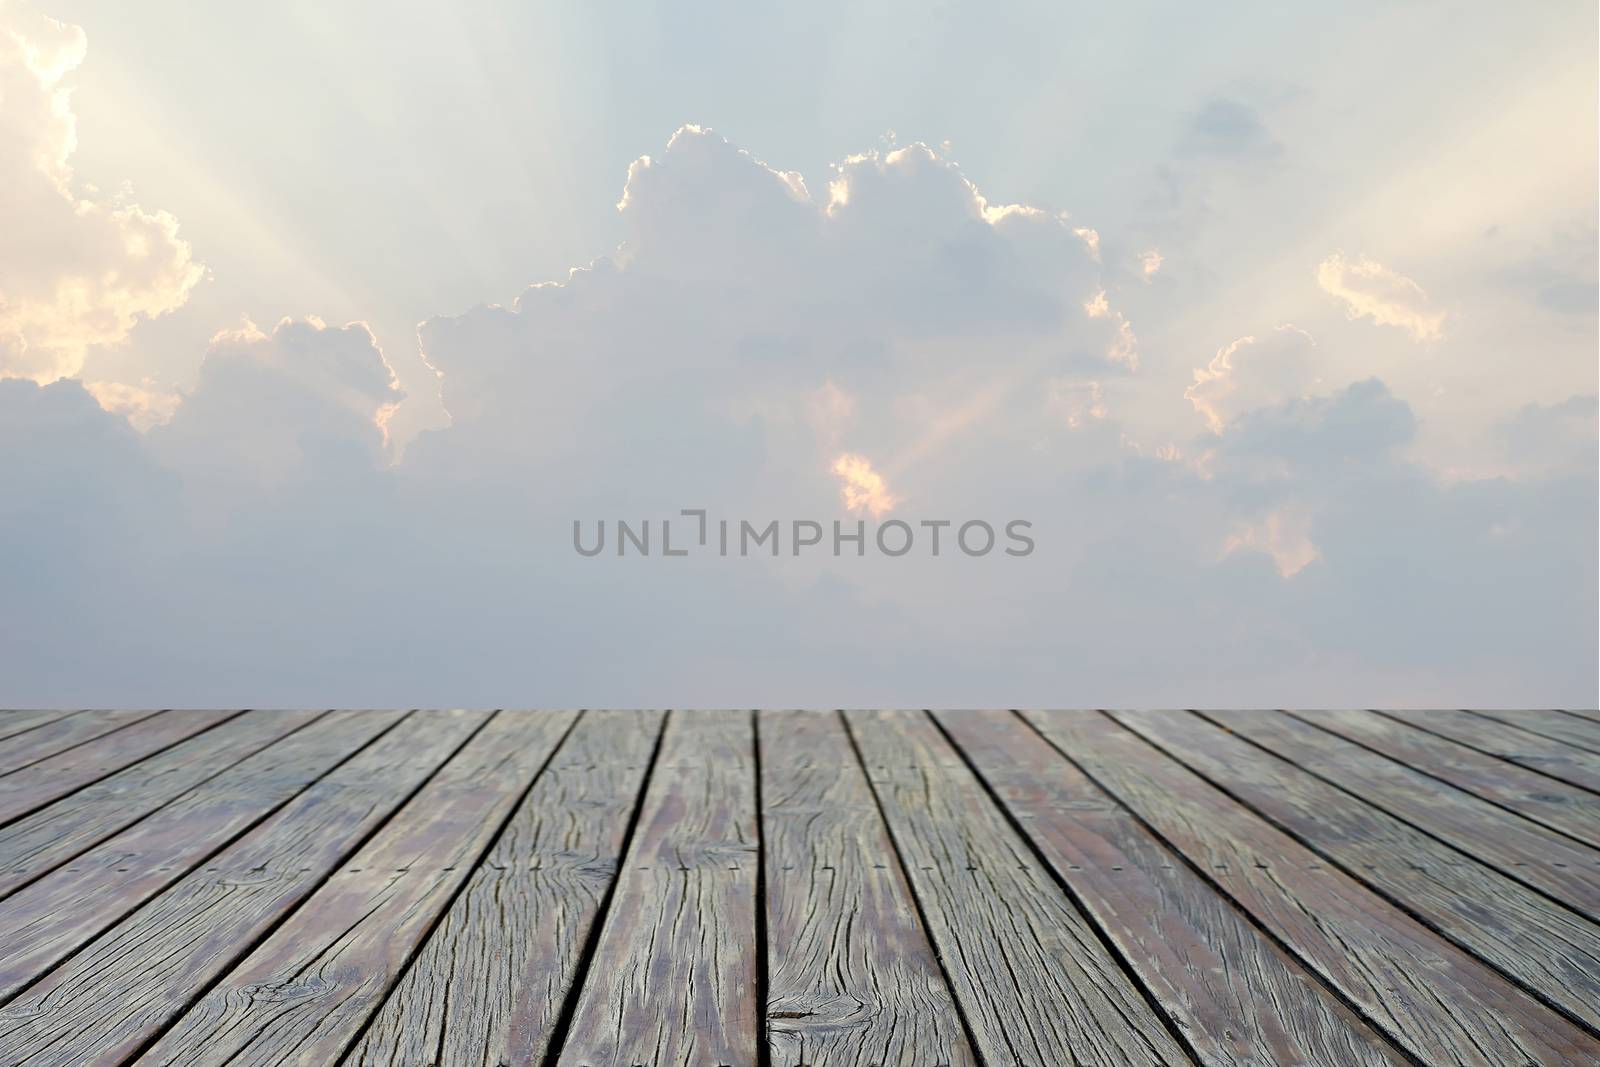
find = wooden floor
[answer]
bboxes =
[0,710,1596,1066]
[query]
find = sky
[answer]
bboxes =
[2,0,1596,706]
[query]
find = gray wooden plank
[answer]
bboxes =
[1303,709,1598,845]
[762,710,975,1067]
[936,709,1407,1067]
[0,709,484,1065]
[139,710,579,1066]
[1212,710,1600,914]
[0,709,160,776]
[556,710,760,1067]
[1027,710,1599,1066]
[0,710,326,899]
[1564,710,1600,727]
[0,709,80,745]
[1118,710,1600,1033]
[0,709,403,1002]
[0,709,238,826]
[348,710,662,1067]
[1469,710,1600,756]
[846,709,1190,1067]
[1382,709,1600,793]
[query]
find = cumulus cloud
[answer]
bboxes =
[1317,252,1446,342]
[0,376,172,524]
[0,3,202,383]
[0,125,1593,707]
[150,317,402,487]
[412,126,1136,503]
[1185,325,1319,434]
[83,379,181,430]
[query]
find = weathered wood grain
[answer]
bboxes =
[2,707,1596,1067]
[0,709,483,1065]
[0,709,325,899]
[0,708,402,1002]
[1381,709,1600,793]
[139,709,579,1066]
[0,709,237,826]
[846,709,1191,1067]
[762,710,975,1067]
[1211,709,1600,914]
[1301,708,1599,845]
[936,709,1406,1067]
[1472,710,1600,755]
[1119,710,1600,1032]
[1028,710,1599,1066]
[0,709,159,777]
[349,710,661,1067]
[556,710,760,1067]
[0,709,79,745]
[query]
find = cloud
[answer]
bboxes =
[1139,249,1163,279]
[0,376,172,522]
[1082,289,1140,369]
[149,317,402,488]
[1185,325,1319,434]
[0,125,1593,708]
[1490,394,1598,479]
[411,126,1135,499]
[1317,252,1446,342]
[83,379,181,430]
[1224,507,1320,577]
[832,453,898,517]
[0,4,203,383]
[1222,377,1417,473]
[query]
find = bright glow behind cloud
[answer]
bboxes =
[0,4,202,383]
[832,453,899,517]
[1186,326,1319,434]
[1224,508,1320,578]
[1317,252,1445,342]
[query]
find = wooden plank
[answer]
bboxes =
[0,709,237,826]
[1382,709,1600,793]
[0,709,79,745]
[1026,709,1599,1066]
[0,708,159,776]
[0,710,325,898]
[140,709,579,1066]
[1472,710,1600,755]
[0,709,485,1065]
[556,710,760,1067]
[846,709,1190,1067]
[935,709,1406,1067]
[1300,709,1599,845]
[349,710,660,1067]
[761,710,975,1067]
[1211,709,1600,914]
[0,708,404,1000]
[1118,710,1600,1033]
[1565,710,1600,727]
